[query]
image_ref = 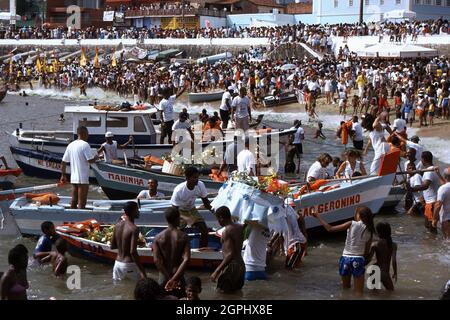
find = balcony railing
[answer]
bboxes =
[124,8,229,18]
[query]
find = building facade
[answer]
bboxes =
[297,0,450,24]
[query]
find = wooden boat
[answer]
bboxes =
[262,91,298,108]
[10,105,294,160]
[292,150,400,229]
[56,224,222,269]
[188,90,224,104]
[0,168,22,190]
[91,161,223,199]
[9,196,219,236]
[10,146,97,182]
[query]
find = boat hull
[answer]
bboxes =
[295,174,395,229]
[382,184,406,209]
[92,162,223,199]
[10,196,220,236]
[188,91,224,103]
[10,146,97,183]
[58,231,222,269]
[263,93,298,108]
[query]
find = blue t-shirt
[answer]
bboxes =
[34,235,53,257]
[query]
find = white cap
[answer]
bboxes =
[105,132,114,138]
[228,86,234,91]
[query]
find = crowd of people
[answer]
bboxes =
[0,18,448,42]
[1,18,450,301]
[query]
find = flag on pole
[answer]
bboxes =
[80,47,87,67]
[94,47,100,68]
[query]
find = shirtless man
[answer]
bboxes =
[110,201,146,281]
[153,207,190,298]
[211,206,245,293]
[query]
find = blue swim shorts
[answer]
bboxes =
[245,271,267,281]
[339,255,365,277]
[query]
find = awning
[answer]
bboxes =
[357,43,438,58]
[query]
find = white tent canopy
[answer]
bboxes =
[384,9,416,20]
[357,43,438,58]
[0,12,20,20]
[249,19,279,28]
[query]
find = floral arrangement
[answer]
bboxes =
[231,170,290,198]
[162,148,219,173]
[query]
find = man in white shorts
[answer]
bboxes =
[111,201,146,281]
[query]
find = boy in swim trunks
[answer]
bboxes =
[211,206,245,293]
[111,201,146,281]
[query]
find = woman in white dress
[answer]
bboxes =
[362,112,392,175]
[335,149,367,179]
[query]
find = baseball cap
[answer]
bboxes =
[105,132,114,138]
[228,86,234,91]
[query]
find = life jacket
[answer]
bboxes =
[144,155,164,166]
[341,121,352,145]
[25,192,60,205]
[294,179,329,198]
[209,169,227,182]
[56,219,100,235]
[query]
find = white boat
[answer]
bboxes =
[9,105,295,164]
[9,197,219,237]
[188,91,224,103]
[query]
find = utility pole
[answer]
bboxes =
[359,0,364,24]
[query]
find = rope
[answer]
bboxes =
[0,113,62,127]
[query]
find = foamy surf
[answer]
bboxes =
[408,128,450,165]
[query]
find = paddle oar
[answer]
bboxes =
[0,182,62,197]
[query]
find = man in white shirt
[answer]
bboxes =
[137,179,165,200]
[307,153,332,182]
[395,133,424,162]
[158,85,186,144]
[243,223,271,281]
[393,114,407,135]
[232,87,252,131]
[291,120,305,174]
[61,126,97,209]
[433,168,450,239]
[97,132,133,163]
[171,112,194,145]
[407,151,443,233]
[220,86,234,129]
[171,166,214,248]
[351,116,364,150]
[237,137,256,176]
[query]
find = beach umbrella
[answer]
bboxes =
[281,64,296,71]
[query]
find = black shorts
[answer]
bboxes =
[353,140,364,150]
[294,143,303,156]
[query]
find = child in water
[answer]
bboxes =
[41,238,68,278]
[181,276,202,300]
[366,222,398,291]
